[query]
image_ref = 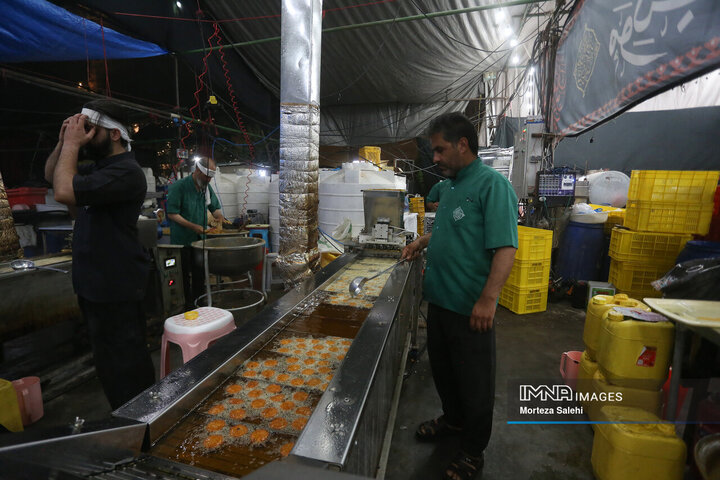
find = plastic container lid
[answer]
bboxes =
[592,296,611,305]
[607,311,625,322]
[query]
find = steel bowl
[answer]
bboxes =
[191,236,265,277]
[696,433,720,480]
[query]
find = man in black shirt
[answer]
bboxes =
[45,100,155,409]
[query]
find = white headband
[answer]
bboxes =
[195,161,216,178]
[81,108,132,151]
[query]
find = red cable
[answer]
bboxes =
[178,22,218,169]
[213,22,256,217]
[99,18,111,97]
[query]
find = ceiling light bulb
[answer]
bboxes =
[193,155,202,162]
[512,55,520,65]
[510,38,519,47]
[176,1,182,9]
[502,25,513,39]
[529,66,536,75]
[494,10,505,23]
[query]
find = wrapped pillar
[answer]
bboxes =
[0,172,22,261]
[278,0,322,283]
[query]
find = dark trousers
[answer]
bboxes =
[78,297,156,410]
[427,302,496,456]
[181,246,206,309]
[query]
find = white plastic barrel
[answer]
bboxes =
[587,171,630,207]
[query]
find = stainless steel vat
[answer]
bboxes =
[191,236,265,277]
[362,189,405,232]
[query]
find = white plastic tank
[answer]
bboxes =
[141,168,155,193]
[319,161,405,237]
[213,169,239,221]
[236,169,270,221]
[269,174,279,252]
[586,171,630,207]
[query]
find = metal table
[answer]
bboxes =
[644,299,720,422]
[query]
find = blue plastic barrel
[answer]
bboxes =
[556,221,606,281]
[676,241,720,264]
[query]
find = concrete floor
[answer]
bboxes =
[385,301,594,480]
[26,297,595,479]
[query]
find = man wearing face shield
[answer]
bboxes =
[44,100,155,409]
[166,156,228,308]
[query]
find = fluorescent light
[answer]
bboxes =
[494,10,505,23]
[258,169,268,177]
[510,38,519,47]
[529,66,536,75]
[501,25,513,39]
[512,55,520,65]
[176,1,182,9]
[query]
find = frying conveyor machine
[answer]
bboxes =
[0,251,422,480]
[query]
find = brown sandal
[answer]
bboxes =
[415,416,462,442]
[444,451,484,480]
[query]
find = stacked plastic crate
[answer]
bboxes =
[609,170,720,299]
[499,226,553,314]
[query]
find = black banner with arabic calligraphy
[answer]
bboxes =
[549,0,720,136]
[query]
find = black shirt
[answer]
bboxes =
[72,151,149,302]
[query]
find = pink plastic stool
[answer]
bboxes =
[160,307,235,378]
[560,351,583,391]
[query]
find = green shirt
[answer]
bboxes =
[423,159,518,316]
[167,175,222,246]
[426,179,449,203]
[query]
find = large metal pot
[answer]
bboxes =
[191,236,265,277]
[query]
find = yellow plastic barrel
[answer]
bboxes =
[577,350,599,410]
[583,294,650,361]
[591,406,685,480]
[598,310,675,391]
[585,370,662,425]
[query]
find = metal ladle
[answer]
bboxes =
[10,259,69,274]
[348,258,406,297]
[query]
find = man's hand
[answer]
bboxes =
[401,240,422,261]
[58,116,72,143]
[63,114,95,148]
[191,223,207,235]
[401,233,430,261]
[469,295,496,332]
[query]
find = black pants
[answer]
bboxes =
[78,297,156,410]
[181,246,206,309]
[427,302,496,456]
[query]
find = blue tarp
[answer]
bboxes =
[1,0,167,62]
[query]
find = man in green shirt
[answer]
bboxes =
[402,113,518,480]
[425,178,449,211]
[167,157,228,308]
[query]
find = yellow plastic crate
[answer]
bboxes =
[358,146,381,165]
[624,200,713,234]
[604,209,625,234]
[628,170,720,203]
[608,229,691,263]
[506,258,550,287]
[608,259,673,296]
[499,283,548,314]
[516,226,553,262]
[617,288,662,299]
